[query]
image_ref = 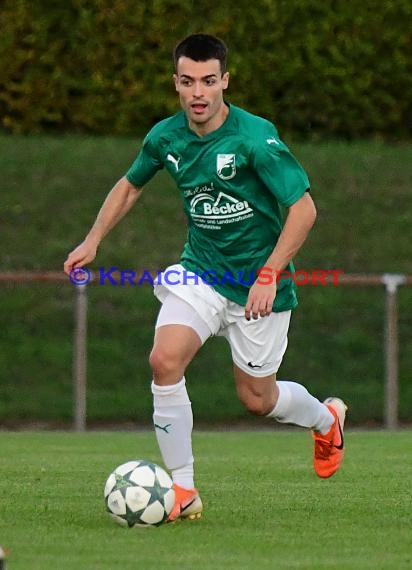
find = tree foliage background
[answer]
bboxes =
[0,0,411,139]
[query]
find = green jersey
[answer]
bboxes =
[126,104,310,311]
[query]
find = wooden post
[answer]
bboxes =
[73,284,88,431]
[382,274,405,430]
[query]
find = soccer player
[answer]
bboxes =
[64,34,347,522]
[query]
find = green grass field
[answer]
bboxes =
[1,430,411,569]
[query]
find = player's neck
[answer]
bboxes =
[189,102,229,137]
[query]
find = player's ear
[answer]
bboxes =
[173,74,179,92]
[222,72,229,90]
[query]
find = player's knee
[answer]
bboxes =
[238,392,271,416]
[244,400,269,416]
[149,346,184,382]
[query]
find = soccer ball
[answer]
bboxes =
[104,460,175,528]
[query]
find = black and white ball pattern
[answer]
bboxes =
[104,460,175,527]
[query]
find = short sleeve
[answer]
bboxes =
[252,134,310,207]
[125,133,163,187]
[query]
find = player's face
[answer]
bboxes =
[174,57,229,136]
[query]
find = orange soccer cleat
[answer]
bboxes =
[167,484,203,522]
[313,397,348,478]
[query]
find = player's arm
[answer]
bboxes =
[63,176,142,275]
[265,191,317,274]
[245,192,316,319]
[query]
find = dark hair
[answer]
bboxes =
[173,34,228,74]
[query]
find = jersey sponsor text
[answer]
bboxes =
[189,191,253,229]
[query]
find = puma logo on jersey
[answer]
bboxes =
[266,137,279,145]
[166,153,181,172]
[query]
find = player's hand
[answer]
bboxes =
[245,279,277,320]
[63,240,98,275]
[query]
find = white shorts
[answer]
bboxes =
[154,264,291,377]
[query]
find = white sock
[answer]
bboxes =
[152,377,194,489]
[267,380,334,434]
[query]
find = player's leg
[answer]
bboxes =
[149,293,211,520]
[233,365,335,431]
[225,309,347,478]
[233,366,347,478]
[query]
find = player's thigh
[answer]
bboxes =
[150,293,212,382]
[151,324,201,374]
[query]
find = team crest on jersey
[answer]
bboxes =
[217,154,236,180]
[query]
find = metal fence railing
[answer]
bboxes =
[1,271,411,431]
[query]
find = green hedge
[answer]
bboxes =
[0,0,411,139]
